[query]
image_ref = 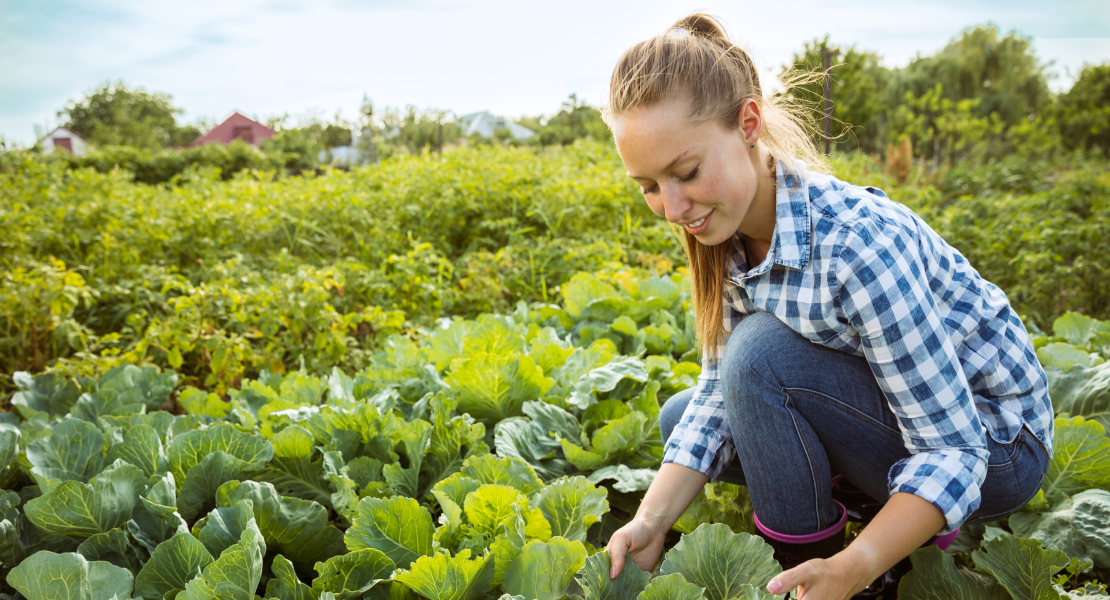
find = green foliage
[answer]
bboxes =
[523,94,611,147]
[8,551,134,600]
[573,551,651,600]
[1058,64,1110,154]
[887,26,1051,128]
[56,81,199,149]
[782,38,891,154]
[59,141,285,185]
[898,545,1010,599]
[1010,490,1110,571]
[659,524,781,600]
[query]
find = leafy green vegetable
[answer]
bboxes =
[586,465,658,493]
[532,476,609,543]
[25,462,148,539]
[393,549,495,600]
[636,573,706,600]
[572,550,650,600]
[25,418,108,491]
[106,424,168,478]
[169,424,274,519]
[447,353,553,424]
[1043,417,1110,501]
[345,495,435,567]
[265,555,314,600]
[660,524,781,600]
[76,527,145,573]
[898,545,1010,599]
[502,537,587,600]
[215,480,344,565]
[311,548,396,599]
[971,534,1070,600]
[1049,364,1110,432]
[459,455,545,497]
[178,387,231,418]
[191,501,254,561]
[8,550,134,600]
[1010,490,1110,570]
[178,517,266,600]
[133,532,214,600]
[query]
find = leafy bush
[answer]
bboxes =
[2,276,1108,598]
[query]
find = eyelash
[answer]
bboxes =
[641,167,699,195]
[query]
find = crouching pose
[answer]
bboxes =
[602,14,1053,600]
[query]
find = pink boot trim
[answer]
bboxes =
[933,528,960,551]
[753,500,848,544]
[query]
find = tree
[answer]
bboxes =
[885,25,1051,127]
[56,81,197,149]
[780,38,891,153]
[1057,63,1110,154]
[526,94,610,146]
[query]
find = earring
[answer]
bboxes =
[750,143,755,148]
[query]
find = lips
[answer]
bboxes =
[682,210,713,235]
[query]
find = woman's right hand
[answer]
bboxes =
[606,516,668,579]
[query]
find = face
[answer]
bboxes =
[610,96,764,247]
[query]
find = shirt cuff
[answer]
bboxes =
[887,448,988,535]
[662,422,735,481]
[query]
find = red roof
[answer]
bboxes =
[190,111,274,147]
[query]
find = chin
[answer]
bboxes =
[693,230,733,246]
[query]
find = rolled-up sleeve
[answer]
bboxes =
[834,223,989,534]
[662,336,737,481]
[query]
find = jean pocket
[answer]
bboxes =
[986,434,1023,473]
[1020,428,1051,471]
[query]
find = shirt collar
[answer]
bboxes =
[727,158,813,280]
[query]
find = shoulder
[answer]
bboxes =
[803,170,931,268]
[806,170,921,237]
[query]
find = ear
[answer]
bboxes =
[738,98,762,145]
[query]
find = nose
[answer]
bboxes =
[660,182,691,223]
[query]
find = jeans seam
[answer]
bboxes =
[1023,428,1051,466]
[785,387,903,441]
[968,470,1045,523]
[783,392,824,531]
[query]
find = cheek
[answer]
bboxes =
[644,196,666,218]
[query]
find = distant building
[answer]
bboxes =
[40,127,89,155]
[190,111,274,147]
[459,111,535,141]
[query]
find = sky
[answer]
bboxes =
[1,0,1107,146]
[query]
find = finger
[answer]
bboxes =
[767,563,810,595]
[607,538,627,579]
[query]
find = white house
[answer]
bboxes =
[458,111,535,141]
[39,127,89,156]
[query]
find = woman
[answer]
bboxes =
[602,14,1053,600]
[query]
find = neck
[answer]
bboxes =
[739,152,777,245]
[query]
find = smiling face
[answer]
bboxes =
[610,95,774,248]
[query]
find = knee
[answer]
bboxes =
[659,388,694,444]
[720,312,792,396]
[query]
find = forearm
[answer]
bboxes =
[830,492,946,587]
[634,462,710,533]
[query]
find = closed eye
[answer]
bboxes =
[639,167,698,195]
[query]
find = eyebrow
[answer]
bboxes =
[627,148,693,180]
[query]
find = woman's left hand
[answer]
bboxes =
[765,555,871,600]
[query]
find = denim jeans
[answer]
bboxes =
[660,312,1050,536]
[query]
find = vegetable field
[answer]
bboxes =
[1,143,1109,599]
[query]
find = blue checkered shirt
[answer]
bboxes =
[662,160,1055,534]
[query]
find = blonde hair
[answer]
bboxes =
[604,13,827,359]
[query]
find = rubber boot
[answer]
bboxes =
[753,500,848,571]
[831,475,883,524]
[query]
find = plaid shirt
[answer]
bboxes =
[663,160,1054,534]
